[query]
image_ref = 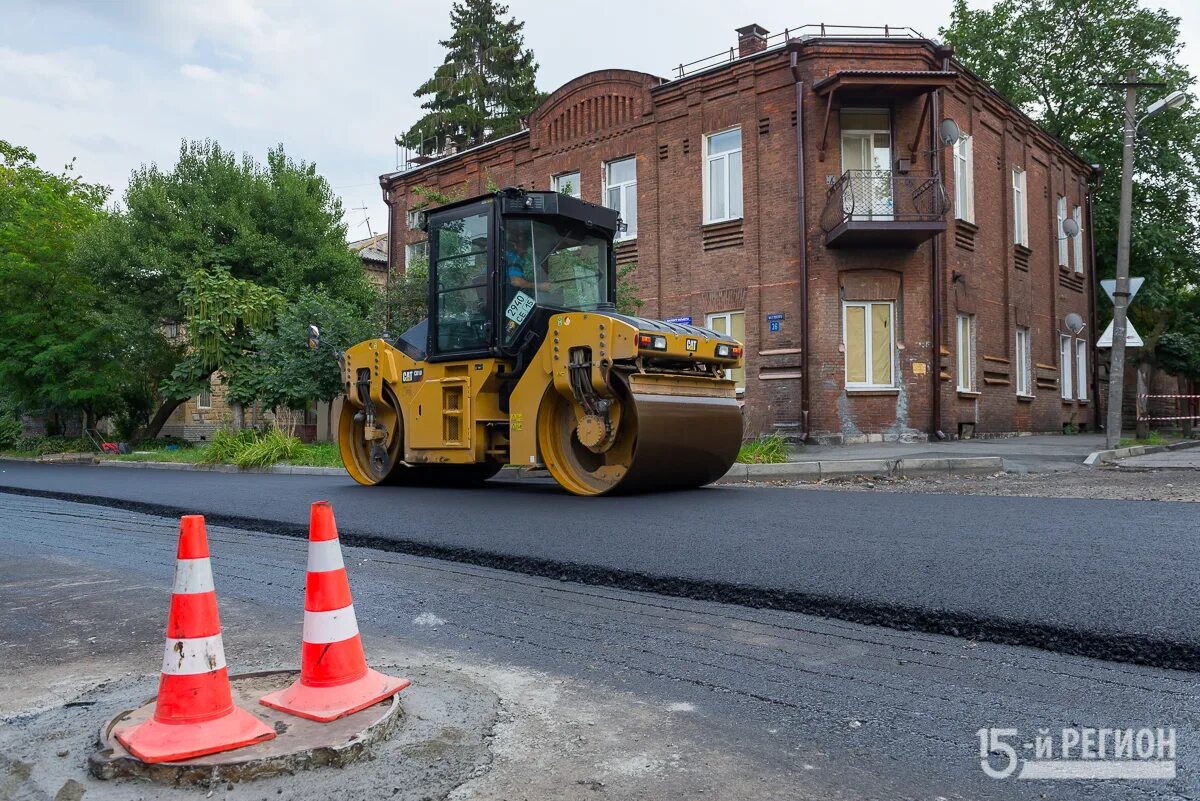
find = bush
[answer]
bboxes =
[0,403,21,450]
[233,427,301,468]
[8,435,94,455]
[199,428,258,464]
[736,434,789,464]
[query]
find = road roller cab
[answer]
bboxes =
[338,187,745,495]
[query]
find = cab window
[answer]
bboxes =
[502,218,609,344]
[432,211,490,353]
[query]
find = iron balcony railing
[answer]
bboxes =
[820,170,948,234]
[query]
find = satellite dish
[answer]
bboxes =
[1062,217,1080,238]
[1065,313,1085,334]
[938,118,962,146]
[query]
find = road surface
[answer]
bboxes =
[1,460,1196,670]
[2,495,1196,800]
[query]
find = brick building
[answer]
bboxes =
[381,25,1098,441]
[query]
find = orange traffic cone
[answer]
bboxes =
[115,516,275,763]
[260,501,410,722]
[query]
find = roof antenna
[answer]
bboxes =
[351,202,373,238]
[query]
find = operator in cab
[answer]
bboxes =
[505,226,552,295]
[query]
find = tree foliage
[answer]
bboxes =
[76,140,375,436]
[0,140,147,426]
[378,257,430,336]
[398,0,542,155]
[942,0,1200,376]
[249,290,376,411]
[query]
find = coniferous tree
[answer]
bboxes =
[398,0,542,155]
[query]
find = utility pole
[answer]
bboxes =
[1100,74,1183,448]
[1104,71,1139,449]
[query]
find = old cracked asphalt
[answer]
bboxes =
[0,460,1197,671]
[1,495,1197,800]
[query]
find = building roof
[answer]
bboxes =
[348,232,388,266]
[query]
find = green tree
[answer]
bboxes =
[0,141,145,431]
[942,0,1200,377]
[77,140,374,438]
[378,256,430,335]
[250,290,375,414]
[398,0,542,155]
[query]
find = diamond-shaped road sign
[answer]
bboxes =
[1100,277,1144,303]
[1096,318,1143,348]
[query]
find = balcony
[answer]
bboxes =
[820,171,948,249]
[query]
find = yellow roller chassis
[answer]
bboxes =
[337,311,743,495]
[335,187,743,495]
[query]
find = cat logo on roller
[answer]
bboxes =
[336,188,744,496]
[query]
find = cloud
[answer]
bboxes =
[180,63,218,81]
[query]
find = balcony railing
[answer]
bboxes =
[820,170,948,249]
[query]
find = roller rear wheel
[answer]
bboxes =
[339,384,503,488]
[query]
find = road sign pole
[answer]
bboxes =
[1105,71,1138,449]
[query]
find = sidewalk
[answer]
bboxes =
[788,433,1109,474]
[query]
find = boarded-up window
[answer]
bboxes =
[707,310,746,391]
[843,301,894,388]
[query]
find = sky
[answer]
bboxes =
[3,0,1197,242]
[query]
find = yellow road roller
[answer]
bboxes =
[337,188,744,495]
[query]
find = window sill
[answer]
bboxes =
[1014,243,1032,255]
[846,387,899,396]
[1016,394,1035,402]
[703,217,743,229]
[954,216,977,229]
[1064,398,1090,406]
[615,237,638,245]
[957,390,981,398]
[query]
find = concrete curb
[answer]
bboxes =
[719,455,1003,483]
[1083,437,1200,467]
[7,454,1006,484]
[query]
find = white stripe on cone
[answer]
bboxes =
[160,633,227,675]
[172,557,215,595]
[306,539,345,573]
[302,605,360,644]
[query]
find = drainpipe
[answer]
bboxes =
[929,87,945,440]
[1086,165,1103,428]
[791,47,811,440]
[380,177,395,336]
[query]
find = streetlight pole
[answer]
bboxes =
[1099,75,1186,448]
[1104,71,1139,449]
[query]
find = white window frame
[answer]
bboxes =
[197,384,212,410]
[953,135,975,223]
[1059,334,1074,400]
[703,127,743,224]
[1071,204,1083,274]
[603,157,637,241]
[956,313,976,392]
[842,301,896,390]
[1057,195,1069,267]
[1012,168,1029,247]
[405,240,427,264]
[552,171,580,198]
[705,310,746,392]
[1015,327,1032,396]
[1076,339,1088,401]
[406,209,422,230]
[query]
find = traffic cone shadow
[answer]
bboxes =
[260,501,410,722]
[114,516,275,763]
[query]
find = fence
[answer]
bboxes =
[1136,394,1200,434]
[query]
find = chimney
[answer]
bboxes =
[736,24,769,58]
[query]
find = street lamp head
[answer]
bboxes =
[1145,90,1187,119]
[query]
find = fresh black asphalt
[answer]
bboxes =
[1,460,1197,670]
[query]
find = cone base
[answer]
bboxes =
[259,668,410,723]
[114,704,276,764]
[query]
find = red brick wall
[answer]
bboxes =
[383,38,1094,440]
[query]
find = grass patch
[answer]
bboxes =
[736,433,789,464]
[1117,431,1172,448]
[1,436,94,458]
[284,442,343,468]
